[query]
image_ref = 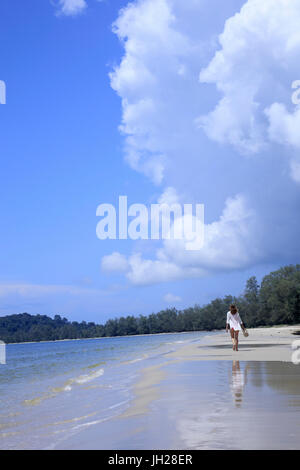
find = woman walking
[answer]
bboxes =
[226,304,246,351]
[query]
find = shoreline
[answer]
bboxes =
[2,325,300,449]
[120,325,300,420]
[5,330,202,345]
[166,324,300,362]
[6,323,300,346]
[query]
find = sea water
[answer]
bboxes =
[0,331,208,449]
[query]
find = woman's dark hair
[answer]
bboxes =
[230,304,238,314]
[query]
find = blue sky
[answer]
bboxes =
[0,0,299,322]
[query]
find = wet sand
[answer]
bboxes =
[166,324,300,362]
[54,326,300,449]
[55,359,300,450]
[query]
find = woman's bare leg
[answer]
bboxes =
[234,331,239,351]
[231,328,236,350]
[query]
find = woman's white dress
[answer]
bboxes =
[226,311,243,331]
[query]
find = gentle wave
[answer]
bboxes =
[49,412,98,427]
[71,367,104,385]
[121,354,149,365]
[52,367,105,392]
[23,367,105,406]
[87,362,106,369]
[108,399,130,410]
[2,331,205,449]
[166,340,185,344]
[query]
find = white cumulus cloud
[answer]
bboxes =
[55,0,87,16]
[109,0,208,185]
[199,0,300,165]
[101,252,129,273]
[107,0,300,285]
[102,193,259,286]
[164,293,182,303]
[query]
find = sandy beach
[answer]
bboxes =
[117,325,300,419]
[2,327,300,449]
[48,325,300,449]
[108,325,300,450]
[166,324,300,362]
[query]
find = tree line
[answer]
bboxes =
[0,264,299,343]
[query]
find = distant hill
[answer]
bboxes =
[1,264,300,343]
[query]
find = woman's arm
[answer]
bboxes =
[226,312,230,332]
[238,313,246,331]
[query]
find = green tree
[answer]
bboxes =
[259,265,300,325]
[243,276,260,326]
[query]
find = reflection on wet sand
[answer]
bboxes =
[230,361,249,407]
[264,361,300,395]
[172,361,300,449]
[229,361,300,407]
